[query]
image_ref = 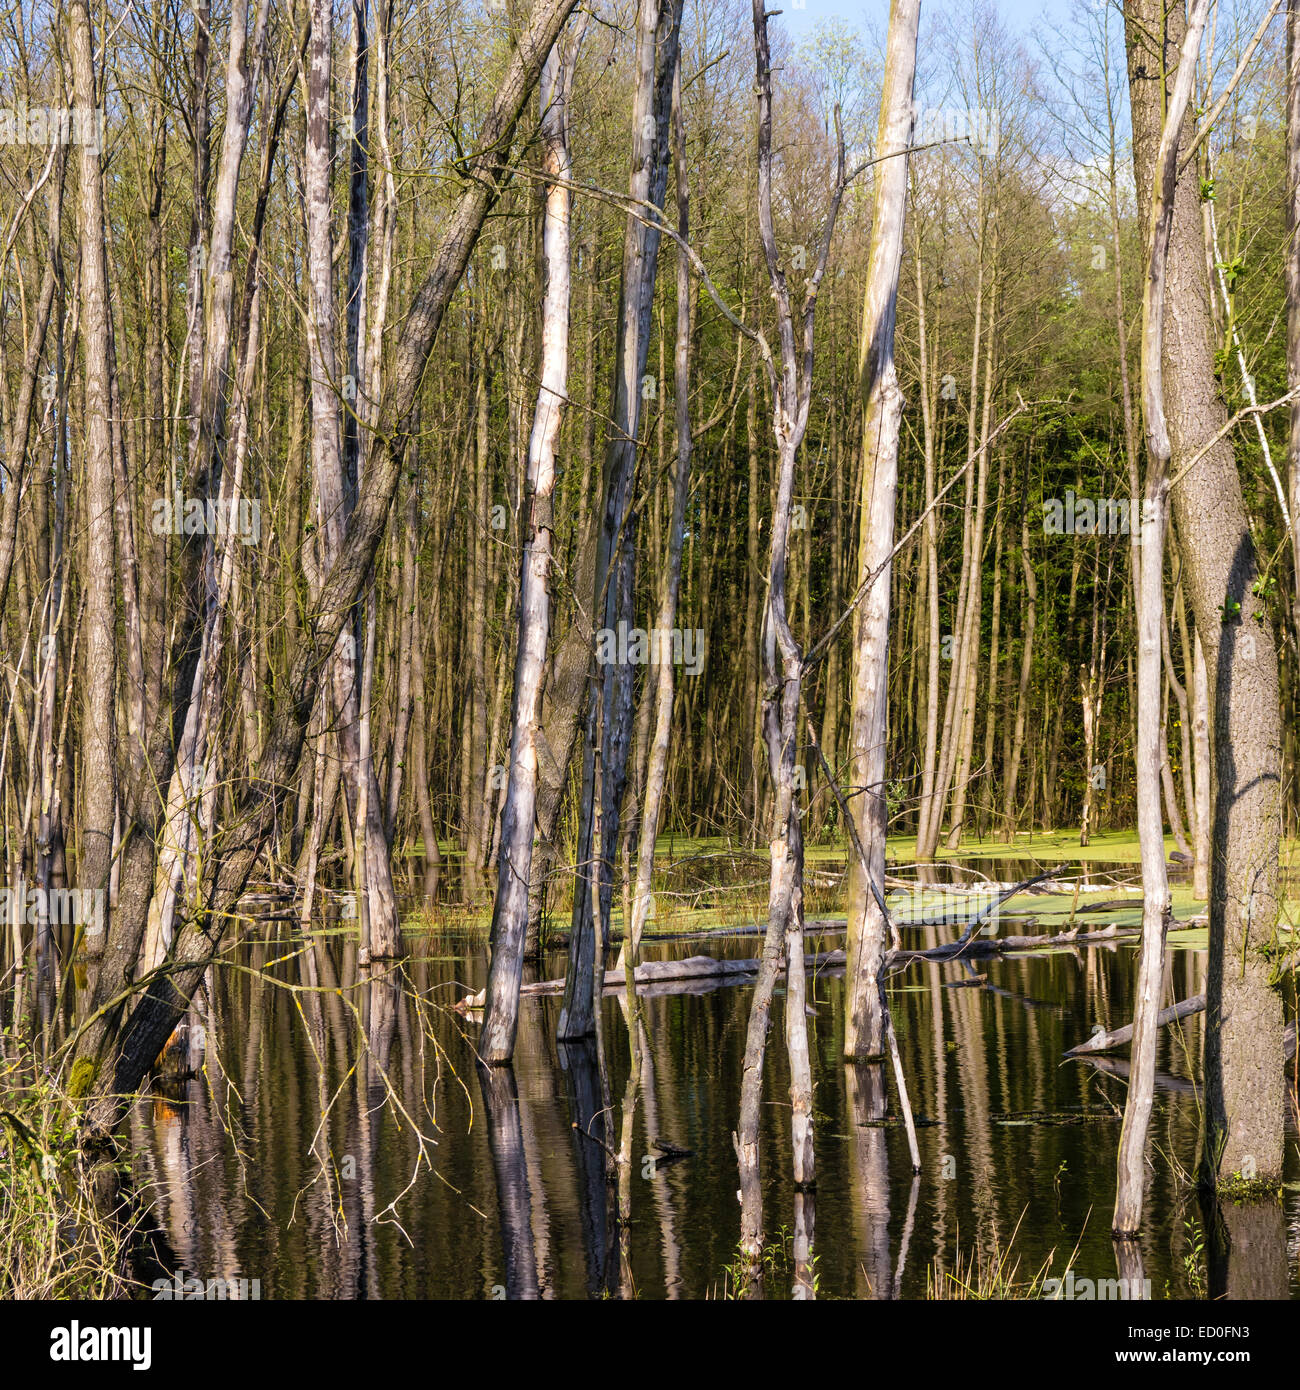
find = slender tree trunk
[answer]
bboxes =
[622,69,693,968]
[843,0,920,1061]
[736,0,852,1269]
[1115,0,1206,1238]
[587,0,683,970]
[1002,516,1035,834]
[68,0,118,928]
[1124,0,1284,1197]
[1288,0,1300,651]
[480,22,584,1063]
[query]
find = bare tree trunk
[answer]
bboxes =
[528,513,597,956]
[735,0,853,1273]
[587,0,683,969]
[304,0,401,958]
[621,70,692,969]
[914,236,942,850]
[1289,0,1300,651]
[1002,516,1035,833]
[1115,0,1207,1239]
[463,347,491,900]
[1124,0,1283,1203]
[977,457,1006,838]
[844,0,920,1061]
[410,596,441,888]
[943,250,998,852]
[68,0,117,924]
[480,21,585,1063]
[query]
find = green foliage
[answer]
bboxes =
[1217,254,1246,295]
[1217,1171,1283,1204]
[713,1224,818,1300]
[0,1036,134,1298]
[1181,1218,1207,1297]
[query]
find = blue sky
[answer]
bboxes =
[778,0,1077,43]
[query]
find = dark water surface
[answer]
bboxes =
[124,898,1300,1300]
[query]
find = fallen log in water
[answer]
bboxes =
[1066,995,1297,1058]
[453,951,849,1009]
[889,916,1202,964]
[453,913,1206,1011]
[1064,993,1206,1055]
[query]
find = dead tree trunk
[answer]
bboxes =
[303,0,401,959]
[1124,0,1285,1195]
[1114,0,1206,1239]
[480,20,585,1064]
[735,0,855,1270]
[843,0,920,1061]
[561,0,682,1035]
[622,71,693,969]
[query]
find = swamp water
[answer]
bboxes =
[114,854,1300,1300]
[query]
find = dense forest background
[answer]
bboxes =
[2,0,1295,915]
[1,0,1298,1304]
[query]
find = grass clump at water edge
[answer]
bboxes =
[0,1033,139,1298]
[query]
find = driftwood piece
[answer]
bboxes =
[1074,1025,1296,1080]
[453,951,849,1010]
[454,911,1211,1011]
[1064,993,1206,1055]
[887,915,1201,967]
[1066,993,1297,1059]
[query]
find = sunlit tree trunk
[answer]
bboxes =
[844,0,920,1060]
[68,0,118,932]
[1124,0,1283,1203]
[736,0,855,1277]
[1114,0,1205,1238]
[1289,0,1300,648]
[480,20,585,1063]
